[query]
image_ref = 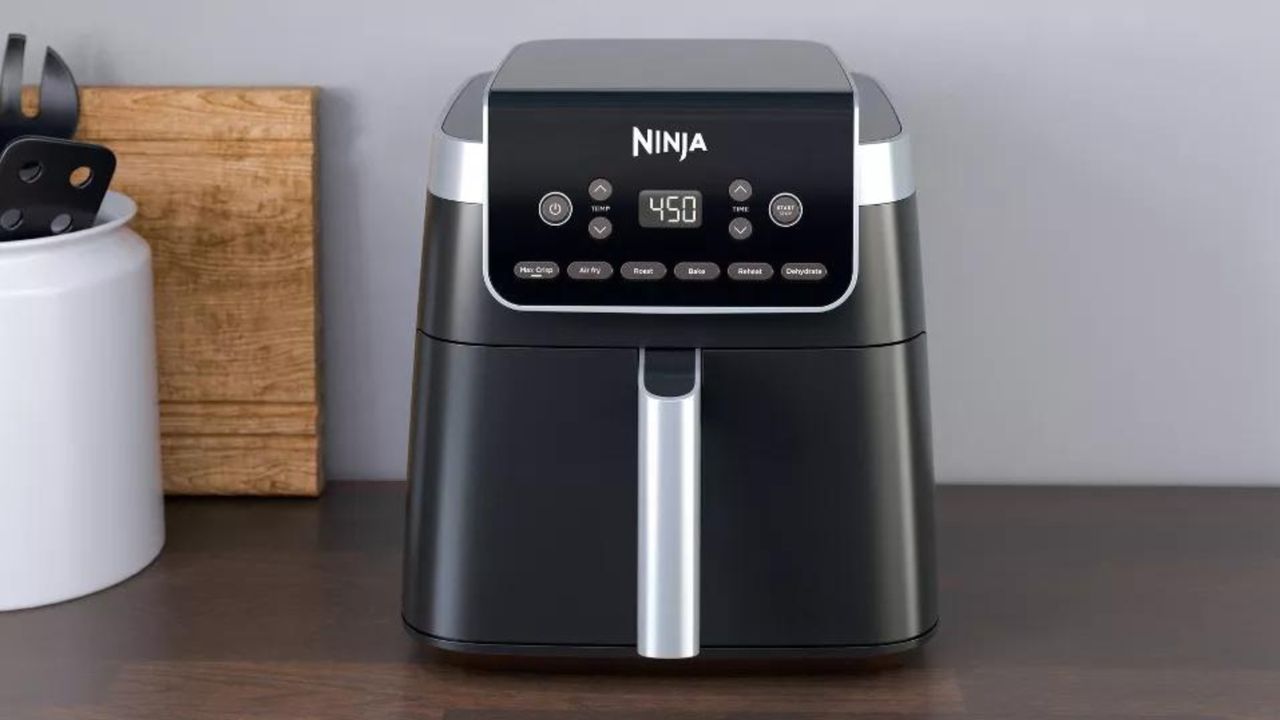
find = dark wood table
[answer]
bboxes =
[2,482,1278,719]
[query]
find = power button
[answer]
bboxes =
[538,192,573,226]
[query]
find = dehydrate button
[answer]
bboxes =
[781,262,828,281]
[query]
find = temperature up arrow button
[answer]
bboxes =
[588,178,613,202]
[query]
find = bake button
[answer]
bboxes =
[588,178,613,202]
[781,263,828,281]
[587,216,613,240]
[620,261,667,281]
[727,262,774,281]
[514,261,560,280]
[674,262,721,281]
[567,260,614,281]
[728,217,753,241]
[538,192,573,226]
[768,193,803,227]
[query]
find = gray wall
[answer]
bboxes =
[11,1,1280,484]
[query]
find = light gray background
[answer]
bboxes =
[10,1,1279,484]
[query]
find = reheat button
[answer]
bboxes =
[727,262,774,281]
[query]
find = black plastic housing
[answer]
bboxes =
[404,193,938,658]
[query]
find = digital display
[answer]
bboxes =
[638,190,702,229]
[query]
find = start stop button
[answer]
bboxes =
[768,193,803,227]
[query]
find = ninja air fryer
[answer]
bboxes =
[404,39,936,660]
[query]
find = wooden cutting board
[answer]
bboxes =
[27,87,323,496]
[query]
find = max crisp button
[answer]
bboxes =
[514,261,560,280]
[781,262,827,281]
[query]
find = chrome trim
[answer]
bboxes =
[428,127,486,205]
[426,131,914,208]
[427,75,487,206]
[858,134,914,206]
[637,349,701,659]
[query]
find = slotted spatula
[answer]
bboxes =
[0,33,79,149]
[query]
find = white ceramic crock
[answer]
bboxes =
[0,192,165,611]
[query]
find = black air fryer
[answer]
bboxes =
[404,39,936,660]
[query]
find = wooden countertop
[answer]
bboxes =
[2,482,1278,719]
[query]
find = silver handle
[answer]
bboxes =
[637,348,701,659]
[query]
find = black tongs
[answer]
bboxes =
[0,33,79,149]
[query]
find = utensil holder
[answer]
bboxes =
[0,191,164,611]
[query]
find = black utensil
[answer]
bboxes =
[0,34,79,149]
[0,136,115,242]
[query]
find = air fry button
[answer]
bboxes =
[538,192,572,226]
[567,261,614,281]
[768,193,803,227]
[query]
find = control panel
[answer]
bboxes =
[486,91,856,311]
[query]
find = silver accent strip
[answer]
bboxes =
[426,130,913,209]
[637,349,701,659]
[428,76,488,206]
[428,127,486,205]
[858,134,914,206]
